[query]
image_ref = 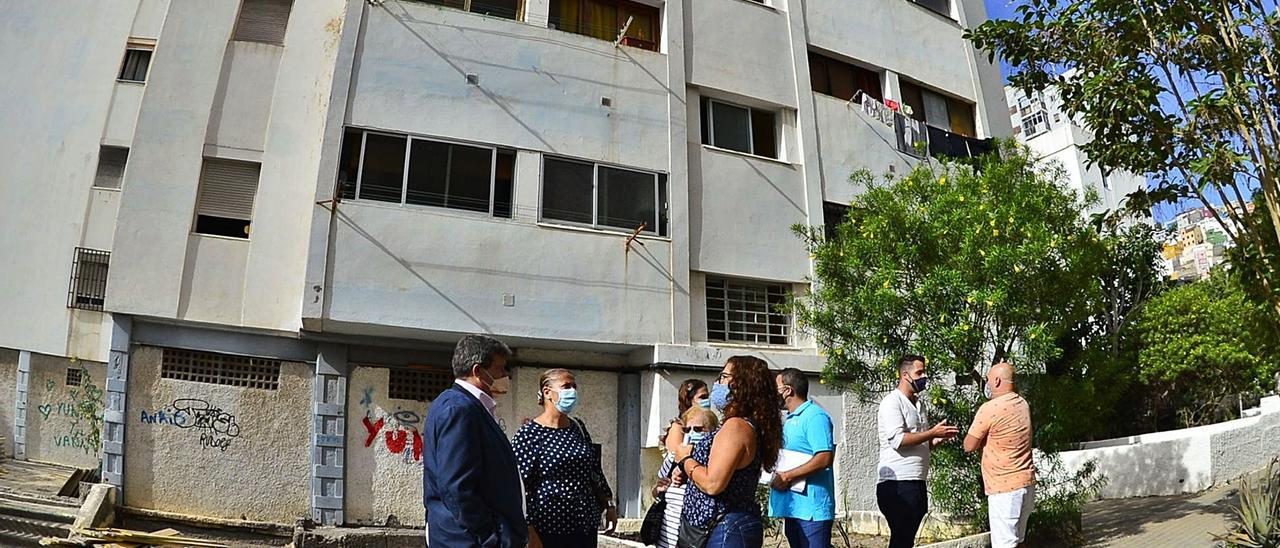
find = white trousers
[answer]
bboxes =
[988,484,1035,548]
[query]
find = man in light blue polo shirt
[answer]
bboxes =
[769,368,836,548]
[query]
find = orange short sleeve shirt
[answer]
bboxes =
[968,393,1035,495]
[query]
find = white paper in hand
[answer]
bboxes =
[759,449,811,493]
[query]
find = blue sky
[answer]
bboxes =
[984,0,1018,21]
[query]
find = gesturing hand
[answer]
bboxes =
[929,420,960,440]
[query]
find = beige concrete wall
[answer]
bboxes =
[345,366,431,526]
[0,349,16,458]
[24,353,105,469]
[123,345,312,523]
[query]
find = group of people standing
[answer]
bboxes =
[420,334,1034,548]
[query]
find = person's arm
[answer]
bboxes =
[430,405,499,545]
[964,404,991,453]
[678,418,752,496]
[773,413,836,489]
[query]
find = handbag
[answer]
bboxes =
[639,495,667,545]
[570,417,611,511]
[677,514,721,548]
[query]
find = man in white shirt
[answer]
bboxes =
[876,354,959,548]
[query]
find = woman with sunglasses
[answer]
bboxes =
[668,356,782,548]
[652,406,719,548]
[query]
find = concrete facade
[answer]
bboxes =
[2,0,1012,528]
[0,350,16,458]
[123,345,313,523]
[23,354,107,470]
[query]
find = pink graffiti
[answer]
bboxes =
[362,415,423,462]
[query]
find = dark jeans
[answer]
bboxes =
[538,531,598,548]
[783,518,833,548]
[876,480,928,548]
[706,511,763,548]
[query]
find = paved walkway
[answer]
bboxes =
[1083,483,1237,547]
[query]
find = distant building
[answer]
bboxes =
[1006,84,1147,218]
[1159,205,1250,281]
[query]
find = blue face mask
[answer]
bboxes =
[697,398,712,409]
[554,388,578,414]
[710,383,732,411]
[688,431,707,443]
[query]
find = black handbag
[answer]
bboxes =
[639,495,667,545]
[677,514,719,548]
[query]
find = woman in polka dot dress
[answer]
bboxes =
[513,368,617,548]
[668,356,783,548]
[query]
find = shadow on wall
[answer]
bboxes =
[1073,437,1201,500]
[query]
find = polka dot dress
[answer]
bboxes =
[513,421,608,535]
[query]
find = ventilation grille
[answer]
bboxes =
[161,348,281,390]
[388,367,453,402]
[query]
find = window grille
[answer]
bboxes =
[68,248,110,311]
[706,277,792,345]
[161,348,281,390]
[66,368,83,387]
[388,367,454,402]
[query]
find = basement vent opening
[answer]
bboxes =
[388,367,453,402]
[161,348,281,390]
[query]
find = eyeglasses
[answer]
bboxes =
[682,425,707,433]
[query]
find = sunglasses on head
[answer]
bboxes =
[682,425,707,433]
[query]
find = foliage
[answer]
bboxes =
[793,145,1107,539]
[1133,270,1280,428]
[968,0,1280,318]
[792,141,1104,398]
[1025,456,1106,545]
[1217,459,1280,548]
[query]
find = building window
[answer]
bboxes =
[161,348,281,390]
[1021,111,1048,137]
[541,156,667,235]
[117,48,152,83]
[706,277,792,345]
[338,128,516,218]
[66,368,83,387]
[232,0,293,45]
[388,367,455,401]
[823,201,850,240]
[548,0,661,52]
[700,97,779,159]
[94,146,128,189]
[808,51,882,102]
[67,248,109,311]
[899,80,977,137]
[910,0,950,18]
[194,158,260,239]
[418,0,523,21]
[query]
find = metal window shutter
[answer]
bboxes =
[197,159,260,220]
[233,0,293,44]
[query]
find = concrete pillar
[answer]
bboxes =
[312,343,349,525]
[13,350,30,460]
[616,372,642,517]
[102,316,132,491]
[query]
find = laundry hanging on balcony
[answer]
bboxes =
[926,125,996,159]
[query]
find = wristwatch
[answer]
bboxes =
[607,500,617,509]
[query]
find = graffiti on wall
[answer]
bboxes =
[38,365,104,455]
[140,398,242,451]
[359,387,427,465]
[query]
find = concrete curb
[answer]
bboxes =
[71,483,116,530]
[919,531,991,548]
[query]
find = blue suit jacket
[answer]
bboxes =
[423,384,527,548]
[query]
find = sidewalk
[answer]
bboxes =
[1083,483,1237,547]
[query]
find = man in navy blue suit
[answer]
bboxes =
[423,334,527,548]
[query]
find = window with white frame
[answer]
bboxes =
[700,97,779,159]
[541,156,667,235]
[337,128,516,218]
[117,48,152,83]
[1021,111,1048,137]
[705,276,792,345]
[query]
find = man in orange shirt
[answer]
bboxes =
[964,361,1035,548]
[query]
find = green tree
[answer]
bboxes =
[1134,270,1280,428]
[794,142,1102,395]
[792,143,1106,534]
[968,1,1280,316]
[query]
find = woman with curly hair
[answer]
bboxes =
[668,356,782,548]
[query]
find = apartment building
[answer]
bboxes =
[0,0,1009,530]
[1007,84,1146,217]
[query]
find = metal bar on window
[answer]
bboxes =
[355,131,367,200]
[489,148,498,216]
[401,136,412,205]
